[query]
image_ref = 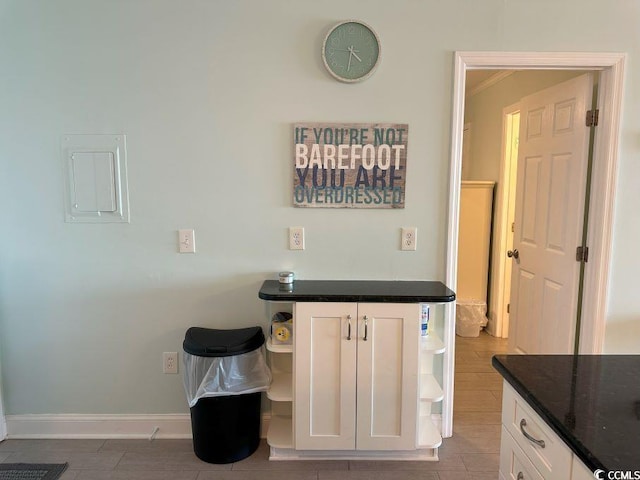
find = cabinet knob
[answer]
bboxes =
[347,315,352,340]
[517,473,524,480]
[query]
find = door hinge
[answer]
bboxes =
[576,246,589,263]
[507,303,510,314]
[586,109,599,127]
[511,222,515,233]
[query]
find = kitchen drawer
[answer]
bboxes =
[501,382,572,479]
[500,425,544,480]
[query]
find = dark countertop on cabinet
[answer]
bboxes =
[492,354,640,472]
[258,280,455,303]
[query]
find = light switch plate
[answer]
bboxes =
[179,229,196,253]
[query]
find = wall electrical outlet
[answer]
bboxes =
[178,229,195,253]
[289,227,305,250]
[163,352,178,374]
[401,227,417,251]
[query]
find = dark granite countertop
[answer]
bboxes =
[492,354,640,472]
[258,280,455,303]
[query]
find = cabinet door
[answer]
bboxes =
[294,302,358,450]
[356,303,420,450]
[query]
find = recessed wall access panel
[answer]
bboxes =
[72,152,117,212]
[62,134,130,223]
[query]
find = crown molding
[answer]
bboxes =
[466,71,515,98]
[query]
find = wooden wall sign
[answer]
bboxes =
[293,123,408,208]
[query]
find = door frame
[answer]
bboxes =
[442,51,626,438]
[0,369,6,440]
[487,103,520,339]
[0,401,5,441]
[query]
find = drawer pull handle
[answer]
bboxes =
[363,315,368,341]
[517,473,524,480]
[347,315,352,340]
[520,419,545,448]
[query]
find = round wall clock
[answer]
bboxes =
[322,20,381,83]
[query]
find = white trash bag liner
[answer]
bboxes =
[456,300,488,337]
[183,347,271,408]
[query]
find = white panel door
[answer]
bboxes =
[509,74,593,355]
[356,303,419,450]
[294,302,357,450]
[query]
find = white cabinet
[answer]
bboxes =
[293,302,358,450]
[499,382,594,480]
[263,298,446,461]
[294,302,419,451]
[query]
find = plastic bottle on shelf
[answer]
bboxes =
[421,304,430,337]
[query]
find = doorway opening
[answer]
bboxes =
[440,52,626,439]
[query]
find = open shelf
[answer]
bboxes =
[266,337,293,353]
[267,415,293,449]
[267,372,292,402]
[420,333,445,354]
[419,374,444,402]
[418,415,442,448]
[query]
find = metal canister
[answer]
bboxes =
[278,271,294,284]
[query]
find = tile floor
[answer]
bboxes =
[0,331,508,480]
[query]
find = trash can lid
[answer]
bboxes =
[183,326,265,357]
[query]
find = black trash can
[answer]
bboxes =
[183,326,267,464]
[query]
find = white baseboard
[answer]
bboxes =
[6,414,271,440]
[6,413,441,450]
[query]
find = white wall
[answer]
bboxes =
[0,0,639,416]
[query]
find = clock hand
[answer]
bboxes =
[347,50,352,71]
[348,46,362,62]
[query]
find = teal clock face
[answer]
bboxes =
[322,21,381,83]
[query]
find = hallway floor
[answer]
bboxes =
[0,331,508,480]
